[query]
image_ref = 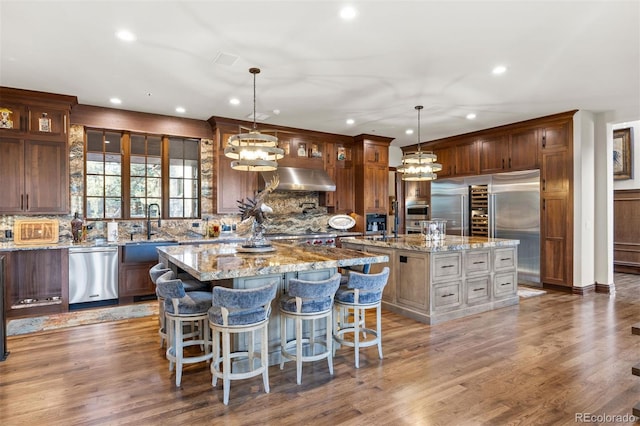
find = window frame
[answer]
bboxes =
[84,128,201,221]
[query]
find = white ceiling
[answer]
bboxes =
[1,0,639,148]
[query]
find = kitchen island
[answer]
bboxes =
[341,235,520,324]
[156,241,389,366]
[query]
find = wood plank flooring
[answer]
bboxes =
[1,274,639,425]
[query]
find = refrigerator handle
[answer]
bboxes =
[489,193,496,238]
[460,195,466,237]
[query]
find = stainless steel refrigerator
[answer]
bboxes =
[430,170,540,286]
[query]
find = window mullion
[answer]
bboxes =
[121,132,132,219]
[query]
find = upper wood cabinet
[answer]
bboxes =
[0,88,75,214]
[432,144,454,178]
[334,162,355,214]
[405,180,430,200]
[453,139,479,176]
[364,141,389,165]
[479,128,538,174]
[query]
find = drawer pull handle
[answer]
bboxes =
[472,261,485,264]
[441,293,455,298]
[500,258,511,261]
[441,265,455,269]
[501,282,511,286]
[473,287,485,292]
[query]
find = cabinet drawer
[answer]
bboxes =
[466,250,490,275]
[494,272,517,297]
[466,276,490,304]
[432,253,462,281]
[432,281,462,311]
[494,248,516,270]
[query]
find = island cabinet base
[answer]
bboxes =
[343,238,519,325]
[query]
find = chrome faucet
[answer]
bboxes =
[147,203,161,239]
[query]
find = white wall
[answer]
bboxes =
[612,120,640,190]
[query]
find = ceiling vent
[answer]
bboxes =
[213,52,239,66]
[247,112,270,121]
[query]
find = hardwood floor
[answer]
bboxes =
[1,274,639,425]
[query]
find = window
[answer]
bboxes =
[84,130,200,220]
[86,130,123,219]
[168,137,199,218]
[130,134,162,218]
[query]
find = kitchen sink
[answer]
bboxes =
[122,240,179,263]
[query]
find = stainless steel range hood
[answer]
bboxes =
[261,167,336,192]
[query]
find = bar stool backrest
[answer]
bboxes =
[211,281,278,326]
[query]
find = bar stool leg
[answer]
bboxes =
[354,307,360,369]
[222,330,231,405]
[377,305,383,359]
[327,312,334,375]
[211,328,220,387]
[175,317,184,386]
[296,315,303,385]
[262,323,270,393]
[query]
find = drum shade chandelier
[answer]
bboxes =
[224,67,284,171]
[397,105,442,181]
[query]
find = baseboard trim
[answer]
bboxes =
[595,282,615,294]
[572,284,596,295]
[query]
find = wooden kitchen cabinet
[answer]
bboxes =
[364,140,389,165]
[118,260,156,301]
[405,180,430,200]
[334,162,354,213]
[0,88,75,214]
[453,138,479,176]
[540,119,572,288]
[354,135,393,228]
[3,249,69,319]
[479,129,538,174]
[509,127,539,171]
[396,250,429,311]
[0,138,69,214]
[215,130,258,214]
[364,165,388,213]
[431,144,454,177]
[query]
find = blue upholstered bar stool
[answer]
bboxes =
[208,281,278,405]
[279,273,341,384]
[150,262,209,348]
[333,267,390,368]
[156,271,214,386]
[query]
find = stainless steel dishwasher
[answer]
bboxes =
[69,246,118,308]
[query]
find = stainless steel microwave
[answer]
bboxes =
[406,204,429,217]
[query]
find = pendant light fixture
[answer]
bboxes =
[224,67,284,171]
[397,105,442,181]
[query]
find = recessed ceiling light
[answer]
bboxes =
[466,113,477,120]
[229,98,240,105]
[492,65,507,75]
[405,129,414,135]
[116,30,136,42]
[175,106,186,113]
[110,98,122,105]
[346,118,355,125]
[272,109,280,115]
[340,6,357,20]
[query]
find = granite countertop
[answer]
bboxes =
[0,231,363,252]
[157,241,388,281]
[341,234,520,252]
